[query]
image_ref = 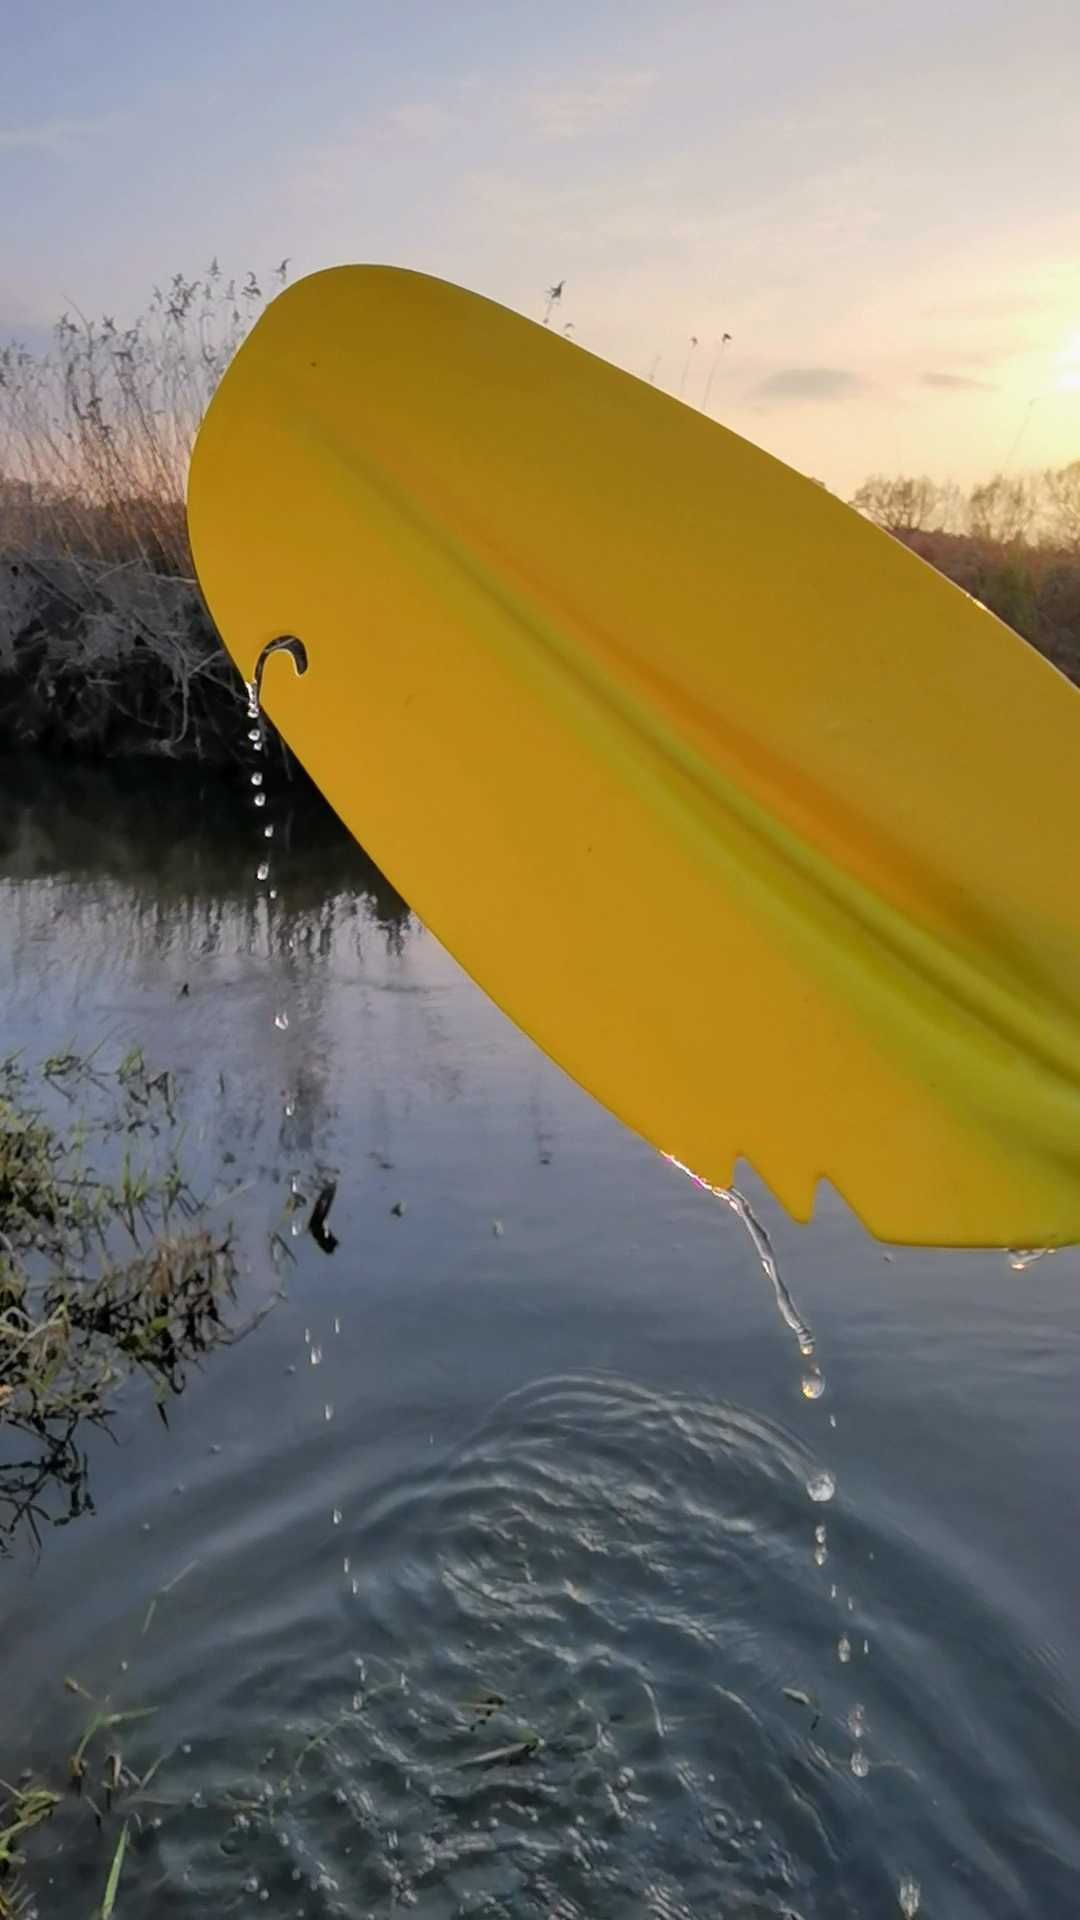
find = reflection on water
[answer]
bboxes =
[3,755,1080,1918]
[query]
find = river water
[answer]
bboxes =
[2,754,1079,1918]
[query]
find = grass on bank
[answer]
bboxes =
[0,1043,242,1550]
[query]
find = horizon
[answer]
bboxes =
[3,0,1078,498]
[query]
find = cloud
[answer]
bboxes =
[527,69,654,142]
[0,116,116,156]
[754,368,862,403]
[381,102,459,141]
[921,370,998,392]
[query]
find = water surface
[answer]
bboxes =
[2,755,1079,1918]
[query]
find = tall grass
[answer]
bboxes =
[0,265,287,761]
[0,262,286,571]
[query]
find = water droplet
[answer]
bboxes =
[807,1471,836,1503]
[837,1634,852,1663]
[263,824,274,839]
[332,1507,342,1526]
[850,1748,870,1778]
[829,1414,837,1428]
[254,791,267,808]
[310,1346,322,1366]
[343,1555,350,1574]
[274,1011,289,1030]
[333,1315,341,1334]
[848,1703,867,1738]
[801,1369,825,1399]
[257,862,270,881]
[284,1099,296,1117]
[898,1877,921,1917]
[247,725,261,742]
[814,1544,828,1566]
[325,1403,334,1421]
[268,888,278,899]
[1009,1246,1052,1271]
[251,771,264,788]
[815,1523,827,1543]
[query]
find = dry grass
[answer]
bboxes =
[0,262,286,571]
[0,265,287,761]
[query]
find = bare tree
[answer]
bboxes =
[965,472,1036,545]
[849,473,948,533]
[1041,461,1080,552]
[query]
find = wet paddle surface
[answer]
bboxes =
[2,757,1079,1918]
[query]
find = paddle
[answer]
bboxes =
[187,265,1080,1249]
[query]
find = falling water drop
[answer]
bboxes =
[254,792,267,809]
[310,1346,323,1367]
[807,1471,836,1504]
[814,1520,828,1566]
[848,1703,867,1738]
[898,1877,921,1917]
[837,1634,852,1664]
[274,1012,289,1031]
[850,1748,870,1778]
[257,862,270,881]
[263,824,274,839]
[801,1368,825,1400]
[285,1100,296,1118]
[332,1508,342,1526]
[1009,1247,1052,1271]
[324,1403,334,1422]
[251,771,264,788]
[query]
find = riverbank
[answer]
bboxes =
[0,549,240,761]
[3,523,1079,766]
[3,272,1079,760]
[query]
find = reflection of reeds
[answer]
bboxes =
[0,754,412,947]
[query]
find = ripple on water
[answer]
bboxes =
[78,1375,957,1917]
[46,1374,1080,1918]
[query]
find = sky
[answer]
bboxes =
[2,0,1079,497]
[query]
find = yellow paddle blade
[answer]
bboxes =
[187,265,1080,1249]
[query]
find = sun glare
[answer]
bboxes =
[1056,328,1080,391]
